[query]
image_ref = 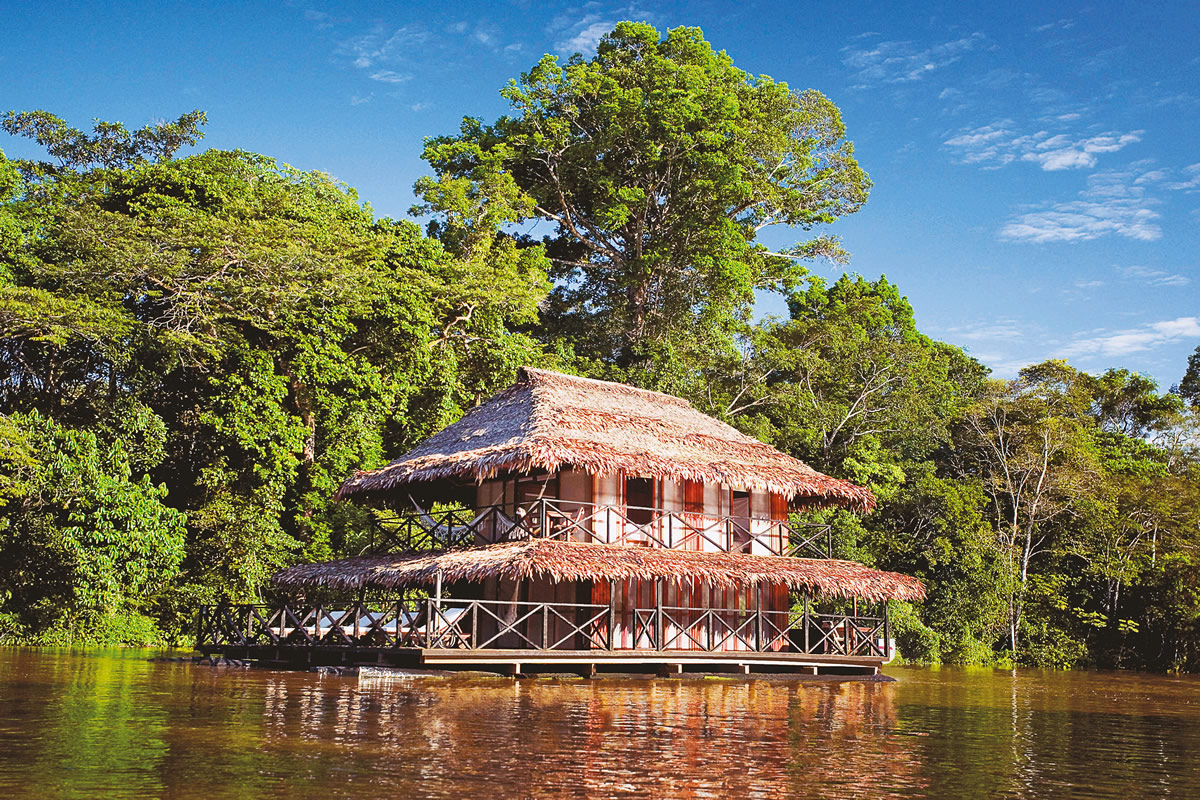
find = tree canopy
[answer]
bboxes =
[1,22,1199,672]
[415,22,870,374]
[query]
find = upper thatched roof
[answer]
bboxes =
[336,367,875,512]
[273,540,925,602]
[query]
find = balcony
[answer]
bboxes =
[197,597,893,671]
[366,499,834,559]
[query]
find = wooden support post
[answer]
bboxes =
[471,600,479,649]
[803,593,810,653]
[883,601,891,660]
[754,583,763,652]
[655,579,664,651]
[608,579,617,650]
[542,602,549,650]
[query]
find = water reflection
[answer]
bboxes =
[1,650,1199,799]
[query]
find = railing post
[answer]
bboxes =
[539,498,547,538]
[754,583,762,652]
[655,579,664,651]
[542,602,549,650]
[883,602,891,659]
[608,579,617,650]
[803,594,810,653]
[471,600,479,650]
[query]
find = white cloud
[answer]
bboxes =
[350,94,373,106]
[841,33,985,86]
[1032,18,1075,33]
[944,319,1026,342]
[369,70,410,84]
[1165,163,1200,191]
[338,25,427,70]
[1120,265,1192,287]
[944,124,1142,171]
[999,165,1164,243]
[556,21,612,55]
[1060,317,1200,358]
[1022,131,1143,171]
[1074,279,1105,288]
[1001,202,1161,243]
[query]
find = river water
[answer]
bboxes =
[1,649,1198,798]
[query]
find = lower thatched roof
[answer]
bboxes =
[273,541,925,603]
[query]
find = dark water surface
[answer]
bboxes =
[1,649,1198,798]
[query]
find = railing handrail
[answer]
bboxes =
[369,498,833,558]
[197,598,890,659]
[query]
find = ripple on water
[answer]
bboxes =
[0,651,1199,799]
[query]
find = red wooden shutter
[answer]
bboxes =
[769,492,788,521]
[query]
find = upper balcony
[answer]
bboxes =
[367,498,834,559]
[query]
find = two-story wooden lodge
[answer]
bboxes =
[198,367,923,676]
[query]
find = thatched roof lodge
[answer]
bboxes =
[336,366,875,513]
[273,539,926,603]
[202,367,927,676]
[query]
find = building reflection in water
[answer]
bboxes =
[255,675,923,798]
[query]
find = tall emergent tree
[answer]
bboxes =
[415,22,870,377]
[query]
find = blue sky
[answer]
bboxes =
[4,0,1198,385]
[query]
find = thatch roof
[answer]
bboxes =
[272,540,925,602]
[336,367,875,512]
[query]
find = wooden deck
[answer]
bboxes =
[198,643,884,676]
[198,598,893,676]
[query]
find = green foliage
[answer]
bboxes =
[888,601,940,663]
[0,110,549,643]
[416,22,869,370]
[1,25,1198,672]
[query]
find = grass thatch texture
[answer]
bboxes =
[337,367,876,511]
[273,540,925,602]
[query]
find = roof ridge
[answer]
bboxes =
[518,366,694,409]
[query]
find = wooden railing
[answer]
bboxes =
[368,499,834,559]
[198,599,890,659]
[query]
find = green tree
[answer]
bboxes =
[0,113,550,640]
[1176,344,1200,408]
[415,22,870,373]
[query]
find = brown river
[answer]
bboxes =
[1,649,1198,798]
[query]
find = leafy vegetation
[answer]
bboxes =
[2,23,1198,669]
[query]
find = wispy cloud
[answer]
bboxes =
[338,24,428,70]
[1060,317,1200,358]
[547,4,658,56]
[944,123,1142,171]
[1165,163,1200,191]
[1000,164,1164,243]
[555,20,613,55]
[369,70,410,84]
[1032,18,1076,33]
[943,318,1026,342]
[841,33,986,87]
[1120,265,1192,287]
